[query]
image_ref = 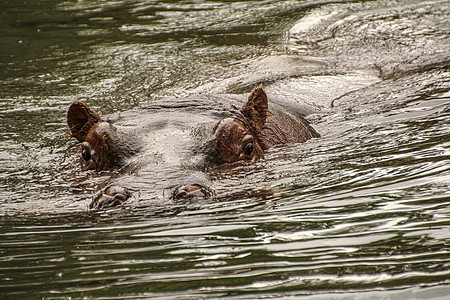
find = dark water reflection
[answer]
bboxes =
[1,0,449,298]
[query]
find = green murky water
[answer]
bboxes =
[1,0,449,298]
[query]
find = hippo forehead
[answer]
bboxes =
[215,118,250,144]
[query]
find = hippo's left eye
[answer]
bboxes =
[81,149,91,161]
[243,142,254,156]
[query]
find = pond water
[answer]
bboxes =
[1,0,449,298]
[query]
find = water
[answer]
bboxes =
[1,0,449,298]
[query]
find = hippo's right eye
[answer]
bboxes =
[81,149,91,161]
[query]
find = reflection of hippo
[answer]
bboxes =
[67,87,319,208]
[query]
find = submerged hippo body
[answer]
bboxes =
[67,87,319,208]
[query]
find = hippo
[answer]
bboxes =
[67,87,320,209]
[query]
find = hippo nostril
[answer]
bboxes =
[90,185,131,209]
[105,186,129,201]
[172,184,214,201]
[175,190,188,200]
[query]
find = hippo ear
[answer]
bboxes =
[67,101,101,142]
[240,86,268,135]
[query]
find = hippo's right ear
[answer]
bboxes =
[67,101,101,142]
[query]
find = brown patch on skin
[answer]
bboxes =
[214,118,263,164]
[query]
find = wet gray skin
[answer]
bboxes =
[67,87,320,209]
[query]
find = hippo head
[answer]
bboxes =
[67,87,274,207]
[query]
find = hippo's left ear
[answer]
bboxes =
[240,86,268,135]
[67,101,101,142]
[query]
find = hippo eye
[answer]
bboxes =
[81,149,91,161]
[243,142,254,156]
